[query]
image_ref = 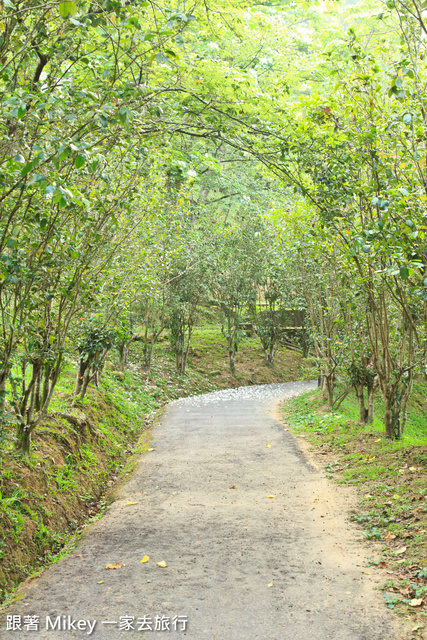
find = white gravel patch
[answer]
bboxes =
[171,380,317,407]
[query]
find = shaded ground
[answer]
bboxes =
[1,382,406,639]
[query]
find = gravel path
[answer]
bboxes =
[1,381,405,640]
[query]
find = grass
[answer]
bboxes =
[284,382,427,624]
[0,322,309,604]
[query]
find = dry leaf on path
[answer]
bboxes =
[268,582,274,588]
[125,501,138,506]
[140,556,149,563]
[105,563,122,570]
[378,561,387,569]
[157,561,167,568]
[384,531,396,541]
[229,485,237,489]
[97,581,103,584]
[409,598,423,607]
[147,448,155,452]
[266,444,272,448]
[412,625,424,632]
[267,495,276,499]
[395,546,406,555]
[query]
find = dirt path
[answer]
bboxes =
[2,382,406,639]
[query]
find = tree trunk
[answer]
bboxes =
[266,344,275,365]
[325,376,334,409]
[16,423,32,456]
[384,391,401,439]
[34,367,42,412]
[354,382,368,423]
[367,382,375,424]
[118,341,129,371]
[229,350,236,376]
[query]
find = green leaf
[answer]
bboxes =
[75,154,86,169]
[59,1,77,18]
[414,151,421,162]
[400,265,409,279]
[17,104,26,119]
[21,162,33,177]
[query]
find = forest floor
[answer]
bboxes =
[1,381,407,640]
[284,387,427,636]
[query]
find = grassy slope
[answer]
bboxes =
[284,383,427,624]
[0,326,313,603]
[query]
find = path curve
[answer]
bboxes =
[2,381,404,639]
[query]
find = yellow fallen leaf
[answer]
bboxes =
[268,582,274,587]
[392,494,400,499]
[147,448,155,452]
[125,501,138,506]
[395,546,407,554]
[266,444,272,448]
[375,438,381,442]
[384,531,396,541]
[362,570,370,575]
[409,466,417,472]
[105,563,122,570]
[140,556,149,563]
[157,561,167,568]
[97,581,103,584]
[410,598,423,607]
[267,495,276,499]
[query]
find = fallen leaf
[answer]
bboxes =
[97,580,103,584]
[140,556,149,563]
[229,485,237,489]
[409,598,423,607]
[75,554,82,558]
[375,438,381,442]
[384,531,396,541]
[412,624,424,632]
[378,561,387,569]
[267,495,276,499]
[125,501,138,506]
[392,494,400,499]
[395,546,407,555]
[268,582,274,587]
[409,467,417,472]
[266,444,272,448]
[362,570,370,575]
[157,561,167,568]
[105,563,122,570]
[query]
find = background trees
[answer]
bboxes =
[3,0,427,448]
